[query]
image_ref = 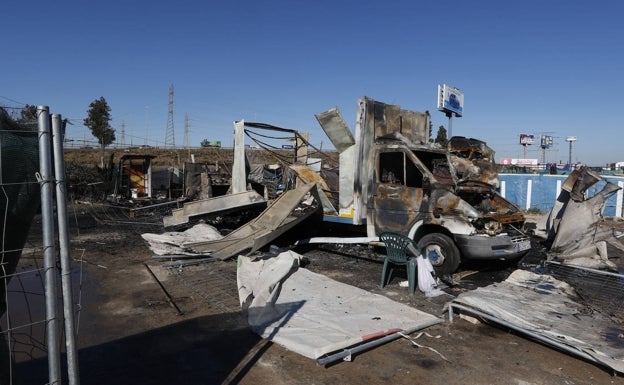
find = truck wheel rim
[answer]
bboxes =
[425,245,445,266]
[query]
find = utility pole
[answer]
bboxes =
[165,84,175,148]
[184,113,189,149]
[120,120,125,147]
[144,106,149,146]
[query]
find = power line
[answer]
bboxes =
[0,96,26,105]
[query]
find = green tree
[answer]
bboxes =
[84,97,115,167]
[435,125,448,147]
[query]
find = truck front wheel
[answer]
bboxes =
[416,233,461,276]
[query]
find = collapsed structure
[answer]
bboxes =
[147,97,532,275]
[136,97,622,371]
[545,166,622,270]
[448,166,624,374]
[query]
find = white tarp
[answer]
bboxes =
[237,251,441,359]
[451,269,624,374]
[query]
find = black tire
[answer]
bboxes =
[416,233,461,276]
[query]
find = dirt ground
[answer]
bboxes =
[12,206,624,385]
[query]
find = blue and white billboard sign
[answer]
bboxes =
[540,135,554,149]
[437,84,464,117]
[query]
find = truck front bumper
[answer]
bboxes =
[454,234,531,260]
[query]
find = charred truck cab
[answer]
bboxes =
[316,97,531,275]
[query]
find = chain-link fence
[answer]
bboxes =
[0,106,80,385]
[546,260,624,326]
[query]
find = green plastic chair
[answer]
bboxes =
[379,232,417,294]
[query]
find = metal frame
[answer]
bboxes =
[447,302,613,374]
[316,319,442,366]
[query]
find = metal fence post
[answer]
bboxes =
[52,114,80,385]
[526,179,533,210]
[617,181,624,218]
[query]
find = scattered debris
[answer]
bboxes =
[398,331,450,362]
[449,269,624,374]
[73,258,108,269]
[132,97,624,374]
[416,253,446,298]
[444,167,624,375]
[162,257,216,268]
[182,161,231,200]
[163,190,266,228]
[185,182,322,260]
[141,222,223,256]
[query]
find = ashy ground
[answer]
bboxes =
[11,207,624,385]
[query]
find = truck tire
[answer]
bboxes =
[416,233,461,276]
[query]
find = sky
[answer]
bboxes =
[2,0,623,166]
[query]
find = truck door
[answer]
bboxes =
[372,150,425,234]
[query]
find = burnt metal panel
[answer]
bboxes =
[547,166,621,270]
[367,98,429,144]
[372,183,425,234]
[448,136,499,188]
[163,190,266,227]
[315,107,356,215]
[315,108,355,153]
[187,183,320,259]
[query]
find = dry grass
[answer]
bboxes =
[64,146,338,168]
[64,147,230,167]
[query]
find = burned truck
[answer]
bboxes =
[316,97,531,275]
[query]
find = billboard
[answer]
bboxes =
[499,158,538,166]
[519,134,534,145]
[437,84,463,117]
[540,135,553,149]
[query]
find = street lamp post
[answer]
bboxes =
[566,136,577,167]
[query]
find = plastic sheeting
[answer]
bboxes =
[237,251,441,359]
